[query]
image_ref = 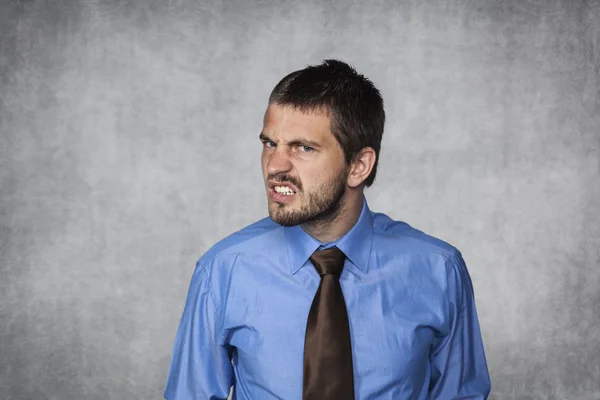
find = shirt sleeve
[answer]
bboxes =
[428,250,492,399]
[164,259,233,400]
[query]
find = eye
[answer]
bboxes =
[262,140,276,148]
[299,145,314,153]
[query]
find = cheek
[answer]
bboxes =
[314,166,345,188]
[298,170,325,191]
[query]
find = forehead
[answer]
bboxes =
[262,104,334,142]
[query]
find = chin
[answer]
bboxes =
[268,209,298,227]
[271,217,300,227]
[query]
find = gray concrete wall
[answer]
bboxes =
[1,0,599,399]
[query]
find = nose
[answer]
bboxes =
[265,147,293,176]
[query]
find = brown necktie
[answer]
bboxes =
[302,246,355,400]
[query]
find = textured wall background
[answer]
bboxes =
[1,0,599,399]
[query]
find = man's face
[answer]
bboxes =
[260,104,350,227]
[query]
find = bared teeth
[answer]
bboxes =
[274,186,295,195]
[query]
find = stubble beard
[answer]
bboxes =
[269,167,349,227]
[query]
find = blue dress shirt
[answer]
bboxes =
[164,196,491,399]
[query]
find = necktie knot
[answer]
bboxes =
[309,246,346,278]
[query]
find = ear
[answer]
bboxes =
[347,147,376,188]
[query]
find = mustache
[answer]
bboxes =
[268,174,303,191]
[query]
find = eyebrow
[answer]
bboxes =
[259,132,322,149]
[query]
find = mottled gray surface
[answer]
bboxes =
[1,0,599,399]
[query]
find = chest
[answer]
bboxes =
[223,265,448,397]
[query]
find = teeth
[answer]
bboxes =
[274,186,295,195]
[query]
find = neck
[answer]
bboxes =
[301,189,364,243]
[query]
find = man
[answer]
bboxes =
[164,59,491,399]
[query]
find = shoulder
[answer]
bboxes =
[194,216,282,273]
[371,211,461,261]
[370,210,473,300]
[187,216,283,304]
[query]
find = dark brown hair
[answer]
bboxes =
[268,59,385,187]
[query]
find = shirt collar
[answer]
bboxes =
[283,195,373,275]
